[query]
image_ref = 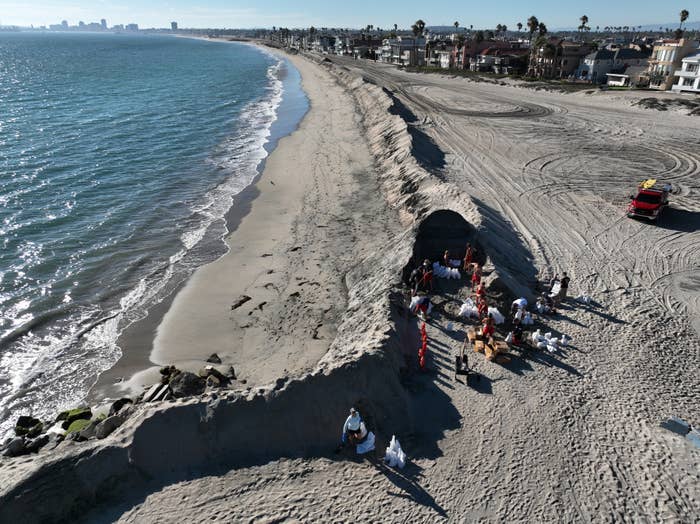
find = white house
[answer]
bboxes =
[577,48,649,84]
[672,52,700,93]
[379,37,426,66]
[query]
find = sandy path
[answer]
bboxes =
[138,54,397,388]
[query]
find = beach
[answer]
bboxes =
[90,49,400,397]
[2,45,699,523]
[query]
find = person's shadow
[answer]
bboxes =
[370,457,447,518]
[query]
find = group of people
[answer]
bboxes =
[535,293,556,315]
[408,243,484,321]
[410,243,482,295]
[408,241,573,352]
[473,281,496,339]
[409,259,434,295]
[550,272,571,304]
[535,272,571,315]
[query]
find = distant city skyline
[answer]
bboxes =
[0,0,696,30]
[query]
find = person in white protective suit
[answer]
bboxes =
[336,407,375,454]
[342,408,364,444]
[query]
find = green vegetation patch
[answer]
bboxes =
[66,418,91,434]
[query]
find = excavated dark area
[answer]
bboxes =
[401,209,522,332]
[402,210,481,283]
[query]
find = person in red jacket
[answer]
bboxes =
[477,297,489,320]
[482,314,495,338]
[463,243,473,272]
[418,262,433,293]
[471,264,482,291]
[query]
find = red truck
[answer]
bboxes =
[627,180,670,221]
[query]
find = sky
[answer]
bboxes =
[0,0,695,30]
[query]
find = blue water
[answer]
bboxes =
[0,32,307,435]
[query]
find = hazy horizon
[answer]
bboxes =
[0,0,696,31]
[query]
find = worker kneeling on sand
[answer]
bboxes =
[337,407,375,454]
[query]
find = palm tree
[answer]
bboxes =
[308,26,316,49]
[411,19,426,36]
[578,15,589,35]
[394,23,398,32]
[410,19,426,66]
[527,16,539,43]
[517,22,523,33]
[454,33,466,68]
[538,22,547,37]
[454,21,459,32]
[496,23,503,36]
[680,9,689,31]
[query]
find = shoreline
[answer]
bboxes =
[90,43,309,400]
[139,50,400,388]
[2,45,699,524]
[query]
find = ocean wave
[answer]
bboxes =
[0,51,291,439]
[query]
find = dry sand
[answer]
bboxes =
[104,58,700,522]
[1,51,699,523]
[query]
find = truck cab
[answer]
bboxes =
[627,180,670,221]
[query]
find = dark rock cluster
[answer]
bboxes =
[1,356,238,460]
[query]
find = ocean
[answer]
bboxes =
[0,32,307,437]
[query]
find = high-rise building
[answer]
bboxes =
[125,23,138,31]
[101,19,107,29]
[61,20,68,28]
[171,22,178,31]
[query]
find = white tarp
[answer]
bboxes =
[458,298,478,318]
[357,431,376,454]
[432,262,460,280]
[487,307,505,325]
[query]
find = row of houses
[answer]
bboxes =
[293,32,700,93]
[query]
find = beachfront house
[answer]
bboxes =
[425,40,456,69]
[672,52,700,93]
[309,34,337,54]
[452,39,511,70]
[528,38,591,79]
[577,47,650,84]
[605,65,649,87]
[640,38,700,90]
[351,38,383,60]
[470,47,529,74]
[334,35,356,55]
[379,36,426,66]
